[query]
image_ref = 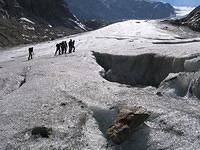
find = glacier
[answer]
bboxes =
[0,20,200,150]
[174,6,194,18]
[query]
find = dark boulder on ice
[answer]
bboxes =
[31,126,52,138]
[106,106,149,145]
[60,102,68,106]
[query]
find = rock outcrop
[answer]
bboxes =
[0,18,81,48]
[106,106,150,144]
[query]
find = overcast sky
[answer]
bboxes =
[159,0,200,6]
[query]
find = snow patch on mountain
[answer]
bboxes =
[20,18,35,24]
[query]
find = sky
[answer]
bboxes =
[158,0,200,7]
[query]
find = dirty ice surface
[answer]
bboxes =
[0,20,200,150]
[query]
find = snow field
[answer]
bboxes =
[0,20,200,149]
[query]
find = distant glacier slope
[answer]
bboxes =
[174,6,195,18]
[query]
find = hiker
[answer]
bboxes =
[61,41,65,55]
[64,41,68,54]
[28,47,34,60]
[61,41,67,54]
[68,39,73,53]
[72,40,75,52]
[55,43,61,55]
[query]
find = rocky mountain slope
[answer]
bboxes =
[66,0,175,20]
[0,0,85,48]
[169,6,200,31]
[0,0,84,29]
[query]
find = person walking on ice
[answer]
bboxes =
[72,40,75,52]
[68,39,73,53]
[55,43,61,55]
[28,47,34,60]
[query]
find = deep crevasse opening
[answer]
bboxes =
[92,51,200,99]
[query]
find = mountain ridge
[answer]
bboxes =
[66,0,175,20]
[0,0,85,48]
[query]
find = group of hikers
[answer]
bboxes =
[27,39,76,60]
[55,39,75,55]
